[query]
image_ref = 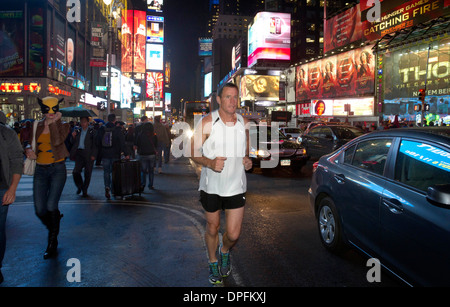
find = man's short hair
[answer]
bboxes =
[107,113,116,122]
[217,82,239,98]
[141,115,148,122]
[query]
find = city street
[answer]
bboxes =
[1,155,403,287]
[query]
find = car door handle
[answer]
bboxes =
[334,174,345,184]
[382,198,403,214]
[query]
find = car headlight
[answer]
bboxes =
[250,149,270,158]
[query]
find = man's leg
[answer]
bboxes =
[222,207,245,253]
[204,210,220,262]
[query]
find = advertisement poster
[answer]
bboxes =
[295,45,375,101]
[134,11,146,73]
[324,0,450,54]
[147,15,164,43]
[28,7,45,76]
[240,75,279,101]
[146,43,164,71]
[146,71,164,99]
[147,0,163,13]
[0,10,25,76]
[248,12,291,67]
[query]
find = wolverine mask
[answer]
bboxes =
[38,97,63,114]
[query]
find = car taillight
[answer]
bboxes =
[313,161,319,173]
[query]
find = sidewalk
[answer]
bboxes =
[1,157,211,287]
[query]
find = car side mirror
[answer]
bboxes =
[426,184,450,207]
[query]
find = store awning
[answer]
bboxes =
[373,16,450,53]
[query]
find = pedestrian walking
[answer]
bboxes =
[25,96,70,259]
[0,111,23,284]
[190,83,253,284]
[97,113,129,199]
[70,116,98,197]
[154,115,170,173]
[134,121,157,191]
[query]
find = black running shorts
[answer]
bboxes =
[200,190,246,212]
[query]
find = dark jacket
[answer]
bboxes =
[69,127,98,161]
[0,123,24,186]
[97,122,128,159]
[135,123,157,155]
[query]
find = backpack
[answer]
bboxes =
[102,127,114,147]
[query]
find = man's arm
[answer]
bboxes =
[190,114,226,173]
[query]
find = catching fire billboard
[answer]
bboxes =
[248,12,291,67]
[324,0,450,54]
[295,45,375,101]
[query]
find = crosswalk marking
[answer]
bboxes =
[16,164,74,197]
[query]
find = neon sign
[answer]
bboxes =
[0,82,41,93]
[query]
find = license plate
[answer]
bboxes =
[281,159,291,166]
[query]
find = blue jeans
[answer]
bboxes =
[156,144,170,168]
[139,155,155,188]
[0,190,8,268]
[102,158,119,192]
[33,163,67,218]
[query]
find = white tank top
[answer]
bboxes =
[199,110,247,196]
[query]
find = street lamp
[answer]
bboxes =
[103,0,124,117]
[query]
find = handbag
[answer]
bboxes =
[23,120,38,176]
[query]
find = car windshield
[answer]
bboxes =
[334,127,364,139]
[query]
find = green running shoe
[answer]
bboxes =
[219,246,231,277]
[208,261,223,284]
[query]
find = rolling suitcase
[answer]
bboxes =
[112,159,141,197]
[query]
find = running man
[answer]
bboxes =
[190,83,253,284]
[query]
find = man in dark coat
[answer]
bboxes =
[70,117,98,197]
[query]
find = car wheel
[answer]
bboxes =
[317,197,346,254]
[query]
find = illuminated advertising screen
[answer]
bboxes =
[199,38,213,57]
[240,75,279,101]
[146,71,164,99]
[204,72,212,97]
[324,0,450,54]
[147,0,163,13]
[111,67,121,102]
[120,75,134,109]
[311,100,333,116]
[122,10,146,74]
[146,43,164,71]
[332,98,374,116]
[295,45,375,101]
[248,12,291,67]
[147,15,164,43]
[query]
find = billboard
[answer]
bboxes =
[146,43,164,71]
[324,0,450,54]
[147,15,164,43]
[146,71,164,99]
[248,12,291,67]
[147,0,163,13]
[240,75,279,101]
[204,72,212,98]
[121,10,146,74]
[199,38,213,57]
[120,75,134,109]
[295,45,375,101]
[383,37,450,100]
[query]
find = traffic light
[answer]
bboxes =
[424,104,430,111]
[418,89,426,102]
[414,104,421,112]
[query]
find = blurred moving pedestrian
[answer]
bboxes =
[154,115,170,173]
[125,124,136,159]
[134,121,157,190]
[70,116,98,197]
[20,120,33,149]
[97,113,129,199]
[0,111,23,284]
[25,97,70,259]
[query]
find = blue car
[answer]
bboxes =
[308,127,450,286]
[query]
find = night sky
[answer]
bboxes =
[163,0,210,111]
